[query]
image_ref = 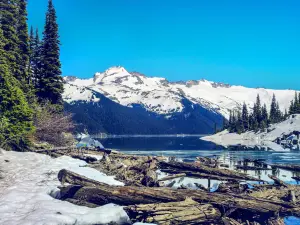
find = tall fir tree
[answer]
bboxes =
[16,0,30,84]
[254,94,262,125]
[236,110,244,134]
[0,25,34,148]
[0,0,19,74]
[270,94,277,123]
[28,26,34,76]
[242,103,249,130]
[290,100,295,115]
[38,0,64,105]
[261,104,268,128]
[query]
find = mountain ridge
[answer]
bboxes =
[63,66,296,119]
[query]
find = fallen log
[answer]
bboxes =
[58,169,111,187]
[159,161,262,182]
[267,218,285,225]
[57,171,299,224]
[125,198,221,225]
[158,173,186,182]
[236,165,272,171]
[270,164,300,172]
[268,175,288,188]
[160,168,241,182]
[292,176,300,182]
[71,155,98,163]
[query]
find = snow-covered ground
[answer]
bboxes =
[202,114,300,151]
[0,150,130,225]
[63,66,297,119]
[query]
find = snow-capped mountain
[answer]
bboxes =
[64,66,296,118]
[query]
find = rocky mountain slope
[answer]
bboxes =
[63,66,297,134]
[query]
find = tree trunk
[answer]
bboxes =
[159,161,262,181]
[125,198,221,225]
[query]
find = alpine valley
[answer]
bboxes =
[63,66,296,135]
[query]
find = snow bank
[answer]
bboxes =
[202,115,300,151]
[0,151,127,225]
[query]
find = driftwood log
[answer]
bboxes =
[58,169,110,187]
[57,170,300,223]
[125,198,221,224]
[268,175,288,188]
[159,161,262,182]
[270,163,300,172]
[158,173,186,182]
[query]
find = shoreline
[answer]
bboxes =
[2,148,300,224]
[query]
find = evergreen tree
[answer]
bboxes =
[0,25,34,148]
[284,109,288,119]
[275,102,283,122]
[0,0,19,73]
[16,0,30,84]
[236,111,244,134]
[253,94,262,125]
[242,103,249,130]
[38,0,63,105]
[261,104,268,127]
[270,94,277,123]
[290,100,295,115]
[28,26,34,76]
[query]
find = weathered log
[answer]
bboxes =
[58,169,111,187]
[268,175,288,188]
[159,161,262,181]
[60,182,299,221]
[160,168,261,182]
[236,165,272,171]
[288,190,296,203]
[216,182,249,194]
[267,218,285,225]
[125,198,221,225]
[292,176,300,182]
[194,183,208,191]
[270,164,300,172]
[195,156,218,167]
[158,173,186,182]
[222,217,242,225]
[71,155,98,163]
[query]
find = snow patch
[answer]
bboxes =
[0,151,127,225]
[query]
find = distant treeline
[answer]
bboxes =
[226,92,300,134]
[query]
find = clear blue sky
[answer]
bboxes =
[28,0,300,90]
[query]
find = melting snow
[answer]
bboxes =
[0,151,127,225]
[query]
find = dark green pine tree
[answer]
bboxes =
[254,94,262,125]
[284,109,288,120]
[261,104,268,128]
[290,100,295,115]
[32,28,42,86]
[242,103,249,130]
[0,25,34,148]
[38,0,64,105]
[270,94,277,123]
[0,0,19,73]
[236,110,244,134]
[275,102,282,122]
[229,111,237,133]
[28,26,34,75]
[16,0,30,84]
